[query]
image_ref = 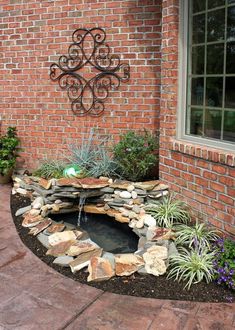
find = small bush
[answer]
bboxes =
[213,238,235,291]
[33,160,67,179]
[145,194,191,228]
[0,127,20,175]
[167,245,216,290]
[113,130,158,182]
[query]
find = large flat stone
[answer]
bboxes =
[84,204,106,214]
[46,240,74,257]
[22,213,45,228]
[77,177,109,189]
[48,230,82,246]
[69,248,103,273]
[115,254,144,276]
[28,219,52,236]
[67,239,99,257]
[87,256,115,282]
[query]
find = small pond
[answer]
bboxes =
[50,212,139,254]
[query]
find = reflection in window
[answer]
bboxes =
[190,108,203,135]
[224,111,235,142]
[206,77,223,107]
[207,9,225,42]
[186,1,235,145]
[204,109,222,139]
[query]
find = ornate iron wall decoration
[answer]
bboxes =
[49,28,130,116]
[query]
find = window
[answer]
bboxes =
[181,0,235,149]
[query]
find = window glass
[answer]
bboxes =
[225,77,235,108]
[226,42,235,73]
[192,0,205,13]
[227,6,235,41]
[191,78,204,105]
[207,44,224,74]
[193,14,205,44]
[206,77,223,107]
[207,9,225,42]
[204,109,222,139]
[186,1,235,146]
[208,0,225,9]
[190,108,203,135]
[192,46,204,74]
[224,111,235,142]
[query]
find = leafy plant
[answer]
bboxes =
[213,238,235,291]
[33,159,67,179]
[167,245,216,290]
[0,127,20,175]
[175,222,219,249]
[67,128,119,178]
[145,194,190,228]
[113,130,158,181]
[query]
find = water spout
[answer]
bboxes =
[77,196,86,226]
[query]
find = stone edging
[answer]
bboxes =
[13,175,178,282]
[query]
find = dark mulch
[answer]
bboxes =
[11,193,235,303]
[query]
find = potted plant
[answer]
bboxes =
[0,127,20,184]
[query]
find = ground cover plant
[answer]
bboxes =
[145,194,191,228]
[213,238,235,291]
[33,159,68,179]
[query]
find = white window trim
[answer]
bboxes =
[177,0,235,153]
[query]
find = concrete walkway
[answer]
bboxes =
[0,184,234,330]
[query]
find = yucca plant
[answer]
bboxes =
[175,222,219,249]
[167,245,216,290]
[33,159,68,179]
[145,194,190,228]
[67,128,119,178]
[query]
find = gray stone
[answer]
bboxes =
[15,205,31,217]
[37,232,50,249]
[134,188,147,196]
[31,184,54,197]
[133,227,147,237]
[132,205,141,214]
[168,241,179,258]
[53,256,74,267]
[100,187,114,193]
[32,196,44,209]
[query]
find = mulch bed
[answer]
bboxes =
[11,193,235,303]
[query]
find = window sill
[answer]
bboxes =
[170,138,235,167]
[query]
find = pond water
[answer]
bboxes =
[50,212,139,254]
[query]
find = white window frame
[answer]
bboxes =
[177,0,235,152]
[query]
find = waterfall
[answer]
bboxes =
[77,196,86,227]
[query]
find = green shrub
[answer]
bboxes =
[167,245,216,290]
[145,194,191,228]
[67,128,119,178]
[113,130,158,181]
[0,127,20,175]
[175,222,219,249]
[33,160,67,179]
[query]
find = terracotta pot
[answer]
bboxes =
[0,169,13,184]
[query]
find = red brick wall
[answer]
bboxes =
[160,0,235,237]
[0,0,162,169]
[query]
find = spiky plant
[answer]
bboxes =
[167,245,216,290]
[145,194,190,228]
[33,159,67,179]
[175,222,219,249]
[67,128,119,178]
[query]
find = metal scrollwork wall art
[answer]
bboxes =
[49,28,130,116]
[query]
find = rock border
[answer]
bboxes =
[13,175,178,282]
